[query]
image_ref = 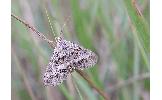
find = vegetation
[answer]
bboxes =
[11,0,150,100]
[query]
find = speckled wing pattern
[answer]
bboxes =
[43,37,98,86]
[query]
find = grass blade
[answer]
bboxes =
[123,0,149,65]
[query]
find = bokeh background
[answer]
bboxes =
[11,0,150,100]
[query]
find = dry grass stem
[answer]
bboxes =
[76,69,110,100]
[132,0,142,16]
[11,14,55,47]
[110,72,150,92]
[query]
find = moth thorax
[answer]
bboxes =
[67,65,75,73]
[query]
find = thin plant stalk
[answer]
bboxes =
[76,69,110,100]
[109,72,149,91]
[11,14,54,47]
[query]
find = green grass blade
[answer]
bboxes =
[58,84,74,100]
[123,0,149,65]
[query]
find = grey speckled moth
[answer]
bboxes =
[43,36,98,86]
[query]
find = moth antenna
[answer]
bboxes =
[44,8,56,38]
[60,16,71,38]
[11,13,54,47]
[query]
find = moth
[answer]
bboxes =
[43,35,98,86]
[11,14,98,86]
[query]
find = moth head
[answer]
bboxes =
[55,36,62,43]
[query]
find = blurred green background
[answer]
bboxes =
[11,0,150,100]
